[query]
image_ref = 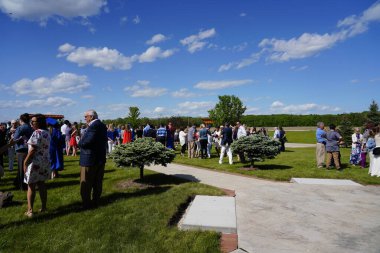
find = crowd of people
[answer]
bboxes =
[0,110,108,216]
[1,112,380,217]
[315,122,380,175]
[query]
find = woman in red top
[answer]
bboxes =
[122,125,132,144]
[69,123,78,156]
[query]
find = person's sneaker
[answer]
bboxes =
[317,166,324,168]
[219,160,222,164]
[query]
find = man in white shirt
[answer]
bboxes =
[236,122,247,162]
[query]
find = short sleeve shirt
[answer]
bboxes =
[326,130,341,152]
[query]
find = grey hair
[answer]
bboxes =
[86,109,98,119]
[317,122,324,127]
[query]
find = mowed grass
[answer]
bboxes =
[267,130,316,144]
[0,156,223,253]
[174,146,380,185]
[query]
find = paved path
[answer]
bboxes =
[148,163,380,253]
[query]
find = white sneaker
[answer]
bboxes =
[219,160,222,164]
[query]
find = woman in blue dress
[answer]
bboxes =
[47,119,64,178]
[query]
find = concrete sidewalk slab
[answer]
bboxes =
[149,164,380,253]
[291,178,362,186]
[179,195,237,234]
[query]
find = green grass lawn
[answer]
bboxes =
[267,130,316,144]
[0,156,223,253]
[174,146,380,185]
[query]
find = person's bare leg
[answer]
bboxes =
[37,181,47,211]
[26,183,36,216]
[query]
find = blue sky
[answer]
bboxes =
[0,0,379,122]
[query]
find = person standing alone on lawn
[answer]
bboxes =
[79,110,107,209]
[316,122,327,168]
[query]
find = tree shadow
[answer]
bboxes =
[1,200,23,208]
[0,186,171,230]
[58,172,80,179]
[282,150,295,152]
[134,173,196,186]
[104,169,116,173]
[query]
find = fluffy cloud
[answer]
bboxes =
[154,107,165,113]
[180,28,216,53]
[124,80,167,97]
[178,101,214,110]
[81,94,94,99]
[194,79,253,90]
[138,46,176,63]
[146,34,168,45]
[8,72,90,97]
[58,43,176,70]
[171,88,197,98]
[0,96,75,109]
[219,1,380,70]
[0,0,107,24]
[270,101,341,114]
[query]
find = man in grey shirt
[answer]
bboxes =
[326,124,343,170]
[187,124,195,158]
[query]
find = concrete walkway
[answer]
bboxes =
[148,163,380,253]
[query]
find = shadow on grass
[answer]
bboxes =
[282,150,295,152]
[134,173,196,186]
[0,186,171,230]
[47,180,79,189]
[248,164,293,170]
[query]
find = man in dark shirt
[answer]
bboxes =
[219,123,233,165]
[13,113,33,190]
[326,124,343,170]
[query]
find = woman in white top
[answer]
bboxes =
[367,127,380,177]
[350,128,363,166]
[179,128,187,156]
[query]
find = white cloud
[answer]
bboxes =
[120,16,127,25]
[171,88,197,98]
[218,52,261,72]
[124,80,167,97]
[138,46,176,63]
[240,13,247,17]
[271,101,285,108]
[58,43,176,70]
[180,28,216,53]
[270,101,341,114]
[0,96,75,109]
[133,15,140,24]
[219,1,380,71]
[154,107,165,113]
[0,0,107,25]
[146,34,168,45]
[8,72,90,97]
[178,101,214,110]
[290,65,309,71]
[194,79,253,90]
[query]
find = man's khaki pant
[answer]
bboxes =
[188,141,195,158]
[326,152,340,169]
[316,143,326,167]
[80,163,105,208]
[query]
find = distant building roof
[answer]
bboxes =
[28,114,64,119]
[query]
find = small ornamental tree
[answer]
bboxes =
[110,137,176,179]
[339,118,353,148]
[231,135,281,168]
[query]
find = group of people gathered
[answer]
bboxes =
[0,110,109,217]
[315,122,380,175]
